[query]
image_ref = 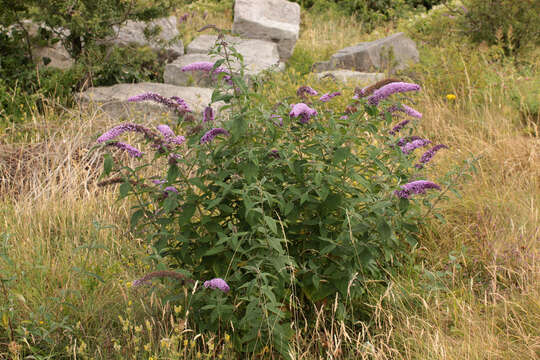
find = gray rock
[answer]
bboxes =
[2,20,74,69]
[165,35,283,87]
[232,0,300,61]
[315,70,385,85]
[108,16,184,59]
[164,54,217,87]
[313,33,419,73]
[78,82,214,120]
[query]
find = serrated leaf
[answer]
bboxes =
[264,216,278,235]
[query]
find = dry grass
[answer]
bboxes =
[1,6,539,360]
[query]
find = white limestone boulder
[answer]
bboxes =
[315,70,385,85]
[78,82,215,120]
[232,0,300,61]
[313,33,419,73]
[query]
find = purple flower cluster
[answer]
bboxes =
[296,86,318,97]
[394,180,441,199]
[401,138,432,154]
[396,136,422,147]
[319,91,341,103]
[389,120,411,135]
[387,104,422,119]
[289,103,318,124]
[156,124,186,145]
[108,142,143,158]
[181,61,228,76]
[367,82,421,106]
[127,93,191,114]
[203,106,214,123]
[97,123,152,143]
[200,128,230,144]
[415,144,448,169]
[164,186,178,194]
[203,278,230,293]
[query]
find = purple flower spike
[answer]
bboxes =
[170,96,191,113]
[401,138,432,154]
[157,124,175,138]
[289,103,318,124]
[367,82,421,106]
[415,144,448,169]
[97,123,152,143]
[394,180,441,199]
[389,119,410,135]
[127,93,190,114]
[270,114,283,126]
[181,61,215,72]
[108,142,143,158]
[203,106,214,123]
[297,86,318,97]
[396,136,422,147]
[152,179,166,185]
[200,128,230,144]
[156,125,186,145]
[387,105,422,119]
[164,186,178,194]
[319,91,341,103]
[340,115,349,120]
[203,278,230,293]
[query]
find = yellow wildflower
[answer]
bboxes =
[446,94,456,101]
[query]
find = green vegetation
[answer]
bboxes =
[1,1,539,359]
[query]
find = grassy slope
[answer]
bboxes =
[1,2,539,359]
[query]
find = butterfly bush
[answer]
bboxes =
[98,58,459,353]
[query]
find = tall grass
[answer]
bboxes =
[1,6,539,359]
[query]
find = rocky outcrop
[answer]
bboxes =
[313,33,419,73]
[107,16,184,59]
[315,70,385,85]
[164,35,283,87]
[79,83,214,120]
[232,0,300,61]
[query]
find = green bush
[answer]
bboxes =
[460,0,540,54]
[293,0,446,27]
[97,40,453,356]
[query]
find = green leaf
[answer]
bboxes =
[377,219,392,241]
[167,164,179,183]
[130,209,145,229]
[103,154,113,176]
[163,193,178,212]
[264,216,278,235]
[333,147,350,164]
[119,181,131,199]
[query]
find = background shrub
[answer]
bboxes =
[460,0,540,55]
